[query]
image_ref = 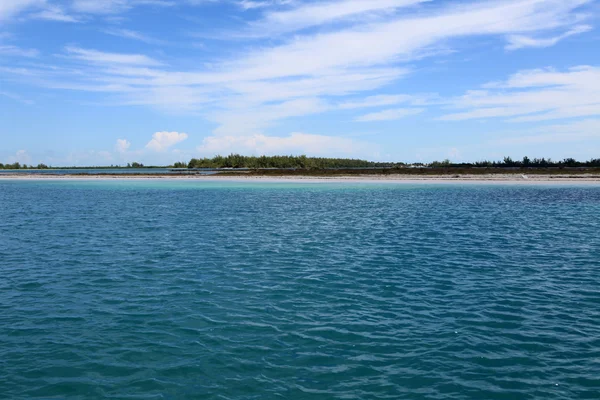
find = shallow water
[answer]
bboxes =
[1,180,599,399]
[0,168,217,175]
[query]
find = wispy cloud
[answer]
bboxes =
[103,28,168,45]
[29,5,79,22]
[247,0,430,36]
[64,46,163,66]
[211,98,330,136]
[0,45,39,57]
[0,0,177,23]
[198,132,377,157]
[0,0,44,21]
[356,107,423,122]
[440,66,600,122]
[339,94,413,109]
[0,91,34,105]
[222,0,592,82]
[506,25,593,50]
[71,0,175,15]
[237,0,295,10]
[2,0,594,142]
[490,119,600,145]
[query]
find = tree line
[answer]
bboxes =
[0,162,49,169]
[178,155,397,169]
[2,155,599,170]
[429,157,600,168]
[177,155,600,169]
[0,162,145,169]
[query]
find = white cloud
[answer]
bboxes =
[1,0,593,140]
[71,0,127,14]
[211,98,329,136]
[221,68,407,106]
[70,0,174,15]
[490,119,600,146]
[413,118,600,162]
[115,138,131,153]
[64,46,163,66]
[506,25,592,50]
[7,150,33,164]
[234,0,296,11]
[339,94,413,109]
[237,1,274,10]
[0,0,174,23]
[61,149,114,166]
[440,66,600,122]
[356,107,423,122]
[146,131,189,151]
[117,85,211,113]
[0,0,44,21]
[103,28,167,45]
[249,0,430,36]
[0,91,34,105]
[30,5,79,22]
[229,0,591,82]
[198,132,376,157]
[0,45,39,57]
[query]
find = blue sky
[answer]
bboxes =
[1,0,599,166]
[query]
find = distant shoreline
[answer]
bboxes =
[2,173,600,184]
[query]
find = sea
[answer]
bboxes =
[1,179,599,399]
[0,168,218,175]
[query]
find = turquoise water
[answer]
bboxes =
[0,168,217,175]
[1,180,600,399]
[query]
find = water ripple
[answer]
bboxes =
[1,181,600,399]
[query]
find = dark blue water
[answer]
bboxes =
[1,180,599,399]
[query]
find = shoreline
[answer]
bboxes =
[2,173,600,184]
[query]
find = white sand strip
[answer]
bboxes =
[1,173,600,184]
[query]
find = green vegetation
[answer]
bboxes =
[464,157,600,168]
[172,161,188,168]
[0,162,50,170]
[183,155,600,169]
[238,166,600,177]
[185,154,398,169]
[1,155,599,171]
[0,162,155,170]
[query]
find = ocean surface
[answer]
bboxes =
[0,168,217,175]
[1,179,599,400]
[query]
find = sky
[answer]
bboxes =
[0,0,599,166]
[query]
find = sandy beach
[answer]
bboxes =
[2,173,600,184]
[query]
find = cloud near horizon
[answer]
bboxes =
[115,139,131,153]
[198,132,377,157]
[440,66,600,122]
[145,131,189,152]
